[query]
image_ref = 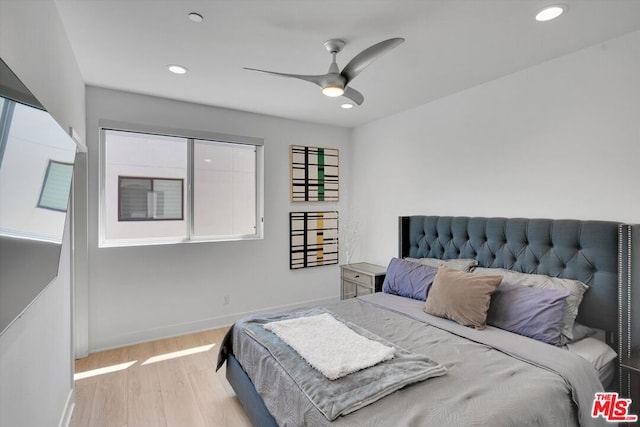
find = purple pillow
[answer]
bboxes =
[487,284,570,346]
[382,258,438,301]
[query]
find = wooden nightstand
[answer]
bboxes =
[340,262,387,300]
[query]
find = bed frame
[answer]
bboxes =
[226,215,629,426]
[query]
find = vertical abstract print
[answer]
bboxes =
[290,211,339,269]
[291,145,339,202]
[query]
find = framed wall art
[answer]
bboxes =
[289,211,338,269]
[290,145,338,202]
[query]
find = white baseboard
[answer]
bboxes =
[89,296,339,353]
[59,388,75,427]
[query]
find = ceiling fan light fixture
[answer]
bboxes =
[168,64,188,74]
[535,5,565,21]
[322,86,345,97]
[188,12,203,22]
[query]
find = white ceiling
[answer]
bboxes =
[54,0,640,128]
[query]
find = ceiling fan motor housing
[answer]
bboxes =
[323,39,345,54]
[324,73,345,88]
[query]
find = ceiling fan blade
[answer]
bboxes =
[340,38,405,85]
[343,87,364,105]
[243,68,326,87]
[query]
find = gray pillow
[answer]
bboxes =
[474,267,588,345]
[406,257,478,272]
[487,283,570,346]
[571,322,598,343]
[424,266,502,330]
[382,258,438,301]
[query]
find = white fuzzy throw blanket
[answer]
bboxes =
[263,312,395,380]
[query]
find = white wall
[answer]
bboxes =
[350,30,640,267]
[0,216,74,427]
[0,1,85,426]
[85,86,351,351]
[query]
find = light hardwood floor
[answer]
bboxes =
[70,327,252,427]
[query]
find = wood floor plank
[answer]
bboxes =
[71,327,248,427]
[190,367,252,427]
[89,346,131,426]
[153,337,207,427]
[174,331,216,375]
[127,341,167,427]
[74,347,105,386]
[89,369,128,426]
[74,354,97,374]
[70,379,97,427]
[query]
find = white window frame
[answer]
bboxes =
[37,159,74,212]
[98,120,264,247]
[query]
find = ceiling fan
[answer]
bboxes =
[244,37,404,106]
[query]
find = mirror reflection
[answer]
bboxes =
[0,58,77,334]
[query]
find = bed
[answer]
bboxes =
[218,216,627,427]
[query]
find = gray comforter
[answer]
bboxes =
[241,307,447,420]
[221,293,607,427]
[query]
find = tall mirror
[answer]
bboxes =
[0,58,77,334]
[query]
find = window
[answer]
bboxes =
[193,140,257,237]
[38,160,74,212]
[0,98,16,168]
[118,177,184,221]
[100,127,263,247]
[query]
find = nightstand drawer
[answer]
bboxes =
[342,268,374,286]
[340,262,387,300]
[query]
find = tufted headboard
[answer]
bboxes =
[398,216,622,335]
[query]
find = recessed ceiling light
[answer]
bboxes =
[188,12,203,23]
[168,64,188,74]
[341,103,354,109]
[536,5,565,22]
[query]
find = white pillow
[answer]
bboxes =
[566,337,617,372]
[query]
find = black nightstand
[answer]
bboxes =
[340,262,387,300]
[621,353,640,373]
[621,353,640,415]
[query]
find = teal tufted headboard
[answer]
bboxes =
[398,216,621,334]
